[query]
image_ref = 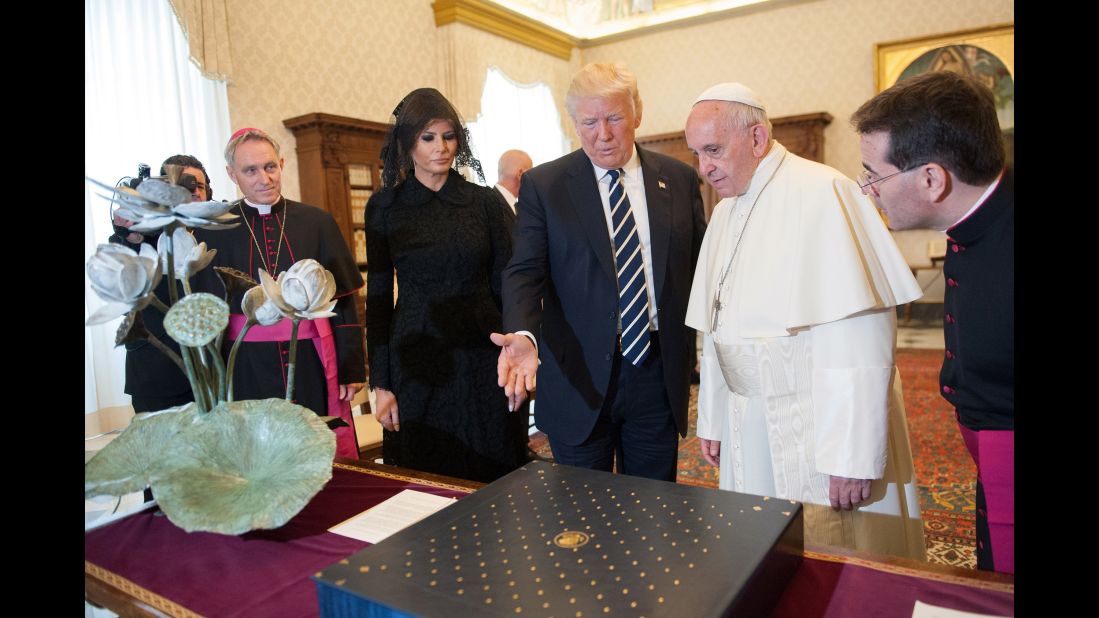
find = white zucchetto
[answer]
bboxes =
[692,82,767,111]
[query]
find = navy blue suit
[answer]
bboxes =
[502,146,705,480]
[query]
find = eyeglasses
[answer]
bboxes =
[857,165,920,195]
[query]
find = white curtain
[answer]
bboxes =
[84,0,231,415]
[467,67,570,187]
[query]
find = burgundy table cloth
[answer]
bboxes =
[772,550,1013,617]
[85,463,474,617]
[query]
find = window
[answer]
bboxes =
[85,0,231,414]
[467,67,569,186]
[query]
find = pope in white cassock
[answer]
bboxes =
[683,83,926,559]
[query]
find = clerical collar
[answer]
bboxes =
[243,197,280,216]
[944,169,1004,232]
[590,145,641,180]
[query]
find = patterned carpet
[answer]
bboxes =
[895,348,977,568]
[529,348,977,569]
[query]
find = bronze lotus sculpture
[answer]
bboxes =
[85,167,339,535]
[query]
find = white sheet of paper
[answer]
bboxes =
[329,489,457,543]
[912,600,1012,618]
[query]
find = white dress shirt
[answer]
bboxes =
[589,147,659,330]
[495,183,518,212]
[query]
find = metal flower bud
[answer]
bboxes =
[157,227,217,279]
[258,259,338,321]
[86,243,162,325]
[242,286,284,326]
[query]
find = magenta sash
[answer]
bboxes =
[228,314,359,459]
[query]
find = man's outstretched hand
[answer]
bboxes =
[490,332,538,411]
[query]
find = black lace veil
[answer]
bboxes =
[379,87,485,189]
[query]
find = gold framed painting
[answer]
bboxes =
[875,24,1013,91]
[875,24,1013,134]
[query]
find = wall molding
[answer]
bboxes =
[433,0,577,60]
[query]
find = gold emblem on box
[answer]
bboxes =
[553,531,589,549]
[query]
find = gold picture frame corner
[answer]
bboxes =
[874,24,1014,92]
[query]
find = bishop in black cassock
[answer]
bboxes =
[194,128,365,458]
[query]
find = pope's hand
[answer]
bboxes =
[829,475,872,510]
[699,438,721,467]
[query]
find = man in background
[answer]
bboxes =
[111,154,210,412]
[494,149,533,215]
[853,71,1013,573]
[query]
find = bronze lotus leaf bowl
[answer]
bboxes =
[85,403,199,498]
[85,398,335,535]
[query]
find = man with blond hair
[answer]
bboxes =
[684,82,926,558]
[494,62,706,482]
[194,128,365,458]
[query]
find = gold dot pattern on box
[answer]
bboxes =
[325,463,800,616]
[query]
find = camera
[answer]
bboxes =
[177,172,200,195]
[113,163,152,240]
[126,163,151,189]
[125,164,202,197]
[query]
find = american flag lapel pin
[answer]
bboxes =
[658,180,667,190]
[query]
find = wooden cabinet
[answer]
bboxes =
[638,111,833,220]
[283,112,390,256]
[283,113,391,291]
[284,112,392,394]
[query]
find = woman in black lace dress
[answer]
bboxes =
[365,88,526,483]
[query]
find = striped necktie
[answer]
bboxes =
[607,168,651,366]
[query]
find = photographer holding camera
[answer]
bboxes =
[110,154,212,412]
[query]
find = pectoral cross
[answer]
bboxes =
[711,295,723,331]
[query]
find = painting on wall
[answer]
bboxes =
[874,24,1011,167]
[875,24,1014,140]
